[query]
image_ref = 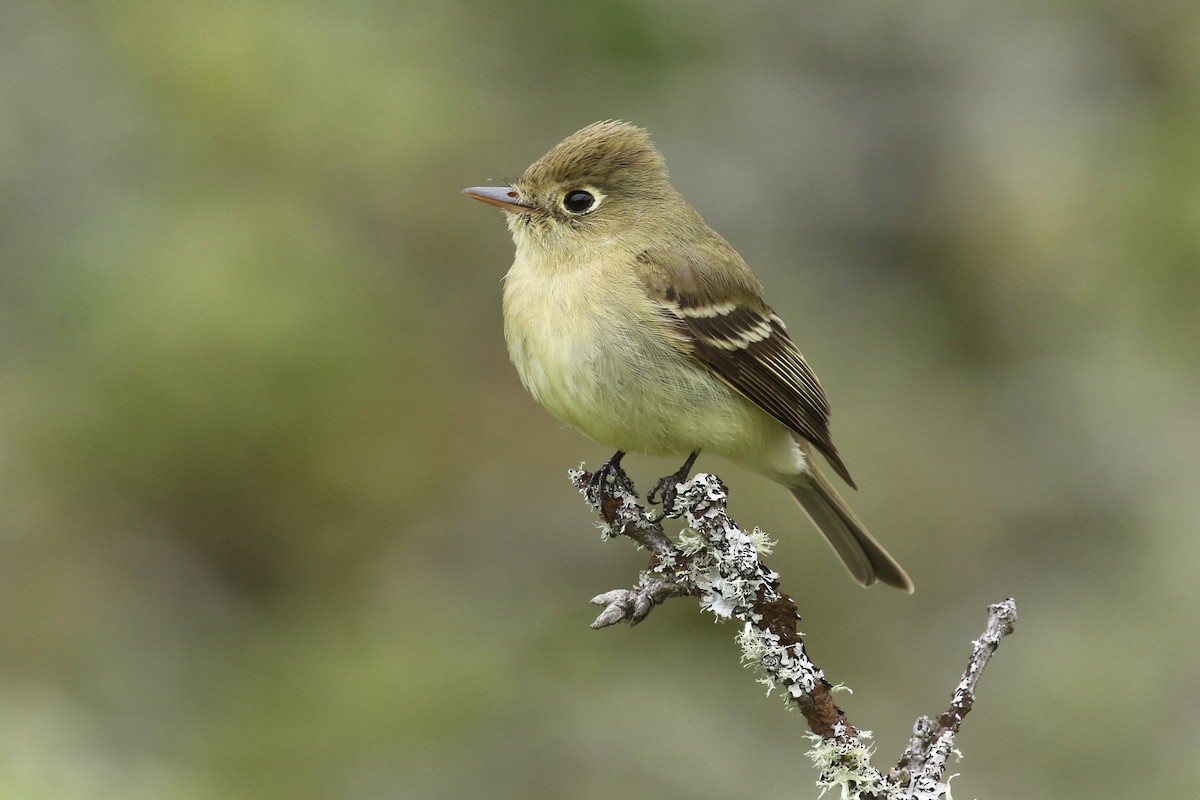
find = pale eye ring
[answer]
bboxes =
[562,189,596,214]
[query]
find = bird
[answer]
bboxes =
[463,120,912,591]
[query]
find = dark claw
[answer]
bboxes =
[647,451,699,518]
[587,450,634,503]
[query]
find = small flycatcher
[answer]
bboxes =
[464,121,912,591]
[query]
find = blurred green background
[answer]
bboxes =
[2,2,1198,798]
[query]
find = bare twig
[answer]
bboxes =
[569,463,1018,799]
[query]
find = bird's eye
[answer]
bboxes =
[562,189,596,214]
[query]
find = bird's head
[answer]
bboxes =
[464,120,688,259]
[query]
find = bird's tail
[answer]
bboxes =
[787,468,913,592]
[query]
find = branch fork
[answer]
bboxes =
[569,463,1017,800]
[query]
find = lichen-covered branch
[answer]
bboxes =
[891,598,1018,797]
[569,464,1018,800]
[570,466,877,789]
[569,465,699,627]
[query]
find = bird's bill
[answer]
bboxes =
[462,185,532,213]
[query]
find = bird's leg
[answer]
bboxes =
[647,451,699,518]
[587,450,634,502]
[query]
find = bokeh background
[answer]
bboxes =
[2,2,1198,798]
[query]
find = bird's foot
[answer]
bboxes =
[586,450,635,506]
[647,451,699,519]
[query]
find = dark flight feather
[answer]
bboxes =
[634,246,857,488]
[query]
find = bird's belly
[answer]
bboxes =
[504,270,775,459]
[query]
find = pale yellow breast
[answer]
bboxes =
[502,253,623,433]
[501,250,781,461]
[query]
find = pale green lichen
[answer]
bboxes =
[746,526,776,556]
[677,527,704,555]
[804,730,887,800]
[678,521,771,621]
[735,622,826,703]
[736,622,773,662]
